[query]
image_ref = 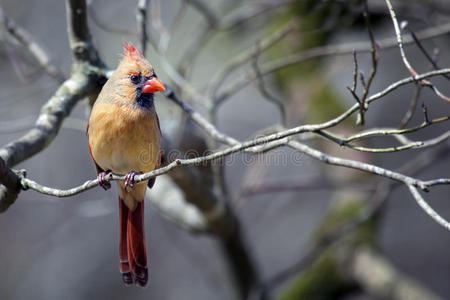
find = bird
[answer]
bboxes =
[86,41,165,287]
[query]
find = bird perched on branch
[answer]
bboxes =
[87,41,165,287]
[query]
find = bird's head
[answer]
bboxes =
[113,41,165,109]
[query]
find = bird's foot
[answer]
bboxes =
[124,170,139,188]
[97,171,111,190]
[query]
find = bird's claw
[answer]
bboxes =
[124,171,138,188]
[98,171,111,190]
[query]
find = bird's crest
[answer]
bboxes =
[122,41,144,61]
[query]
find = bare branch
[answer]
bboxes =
[385,0,417,76]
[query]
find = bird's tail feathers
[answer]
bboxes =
[118,194,148,287]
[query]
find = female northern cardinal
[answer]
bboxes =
[87,42,165,287]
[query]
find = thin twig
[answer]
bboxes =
[408,185,450,230]
[385,0,450,103]
[346,49,363,109]
[358,0,379,125]
[385,0,417,76]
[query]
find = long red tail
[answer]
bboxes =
[119,197,148,287]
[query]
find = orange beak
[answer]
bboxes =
[142,77,165,94]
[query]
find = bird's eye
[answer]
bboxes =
[130,74,141,84]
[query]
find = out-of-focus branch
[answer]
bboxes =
[352,248,442,300]
[216,22,450,103]
[185,0,218,28]
[220,0,292,30]
[136,0,149,55]
[207,20,296,100]
[0,6,66,82]
[0,158,22,212]
[88,2,136,36]
[146,175,208,232]
[178,0,292,75]
[163,87,241,146]
[260,194,443,300]
[187,0,292,31]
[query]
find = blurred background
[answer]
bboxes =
[0,0,449,299]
